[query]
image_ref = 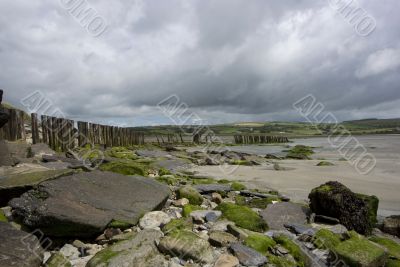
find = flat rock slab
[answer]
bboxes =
[9,171,170,237]
[194,184,232,194]
[0,169,74,206]
[230,243,268,266]
[260,202,310,230]
[0,222,44,267]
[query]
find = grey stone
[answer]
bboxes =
[9,171,170,237]
[209,231,237,247]
[229,243,268,266]
[383,215,400,238]
[139,211,171,229]
[0,222,44,267]
[260,202,309,230]
[284,223,316,236]
[190,210,222,223]
[87,229,168,267]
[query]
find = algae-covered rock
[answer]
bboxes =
[312,229,341,250]
[158,230,214,263]
[182,204,204,217]
[229,243,268,266]
[285,145,314,160]
[244,233,276,254]
[309,181,378,235]
[0,168,74,206]
[87,229,167,267]
[177,186,204,205]
[333,231,387,267]
[273,234,310,267]
[0,209,7,222]
[162,218,193,234]
[316,161,334,166]
[369,236,400,260]
[216,203,268,232]
[99,160,148,176]
[45,252,71,267]
[231,182,246,191]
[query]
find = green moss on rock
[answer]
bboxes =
[369,236,400,259]
[235,195,279,209]
[99,160,148,176]
[0,210,8,222]
[244,233,276,254]
[273,235,309,267]
[267,253,297,267]
[357,193,379,225]
[333,231,387,267]
[312,229,341,250]
[216,203,268,232]
[107,220,133,230]
[231,182,246,191]
[182,205,204,217]
[177,186,203,205]
[46,252,71,267]
[106,147,137,160]
[285,145,314,160]
[158,168,171,176]
[162,218,193,234]
[316,161,335,166]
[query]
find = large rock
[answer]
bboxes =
[382,215,400,238]
[0,222,44,267]
[0,140,18,167]
[158,230,214,263]
[260,202,309,230]
[0,169,74,206]
[9,171,170,237]
[193,184,232,194]
[87,229,168,267]
[309,181,378,235]
[229,243,268,266]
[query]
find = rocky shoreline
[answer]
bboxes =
[1,142,400,267]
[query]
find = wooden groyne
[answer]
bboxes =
[234,135,289,144]
[0,108,26,141]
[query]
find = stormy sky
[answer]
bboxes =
[1,0,399,126]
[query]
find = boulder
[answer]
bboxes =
[45,252,71,267]
[158,230,214,263]
[177,186,203,205]
[0,222,44,267]
[260,202,309,230]
[0,169,74,206]
[229,243,268,266]
[382,215,400,238]
[9,171,170,237]
[309,181,378,235]
[209,231,237,247]
[87,229,168,267]
[139,211,171,229]
[0,140,18,167]
[214,254,240,267]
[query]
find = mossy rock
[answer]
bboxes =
[316,161,334,166]
[267,253,297,267]
[218,179,231,184]
[333,231,387,267]
[285,145,314,160]
[273,235,309,267]
[357,193,379,225]
[244,233,276,254]
[216,203,268,232]
[45,252,71,267]
[230,160,253,166]
[177,186,203,205]
[182,205,204,217]
[99,160,148,176]
[106,147,137,160]
[156,175,178,186]
[312,229,341,250]
[386,259,400,267]
[235,195,279,209]
[0,210,8,222]
[231,182,246,191]
[369,236,400,259]
[162,218,193,234]
[158,167,171,176]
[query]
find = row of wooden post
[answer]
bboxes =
[234,135,289,144]
[155,134,184,145]
[0,108,26,141]
[31,114,145,152]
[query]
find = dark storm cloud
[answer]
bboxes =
[0,0,399,125]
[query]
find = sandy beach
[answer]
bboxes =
[190,135,400,216]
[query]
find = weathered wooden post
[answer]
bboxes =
[31,113,40,144]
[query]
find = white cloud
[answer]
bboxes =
[356,48,400,78]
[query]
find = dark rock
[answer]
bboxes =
[229,243,268,266]
[42,154,82,164]
[382,215,400,238]
[0,169,74,206]
[0,90,10,129]
[309,181,379,235]
[260,202,310,230]
[30,143,56,157]
[314,215,340,225]
[0,221,44,267]
[284,223,316,236]
[9,171,170,237]
[193,184,232,194]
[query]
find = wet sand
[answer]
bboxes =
[190,135,400,216]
